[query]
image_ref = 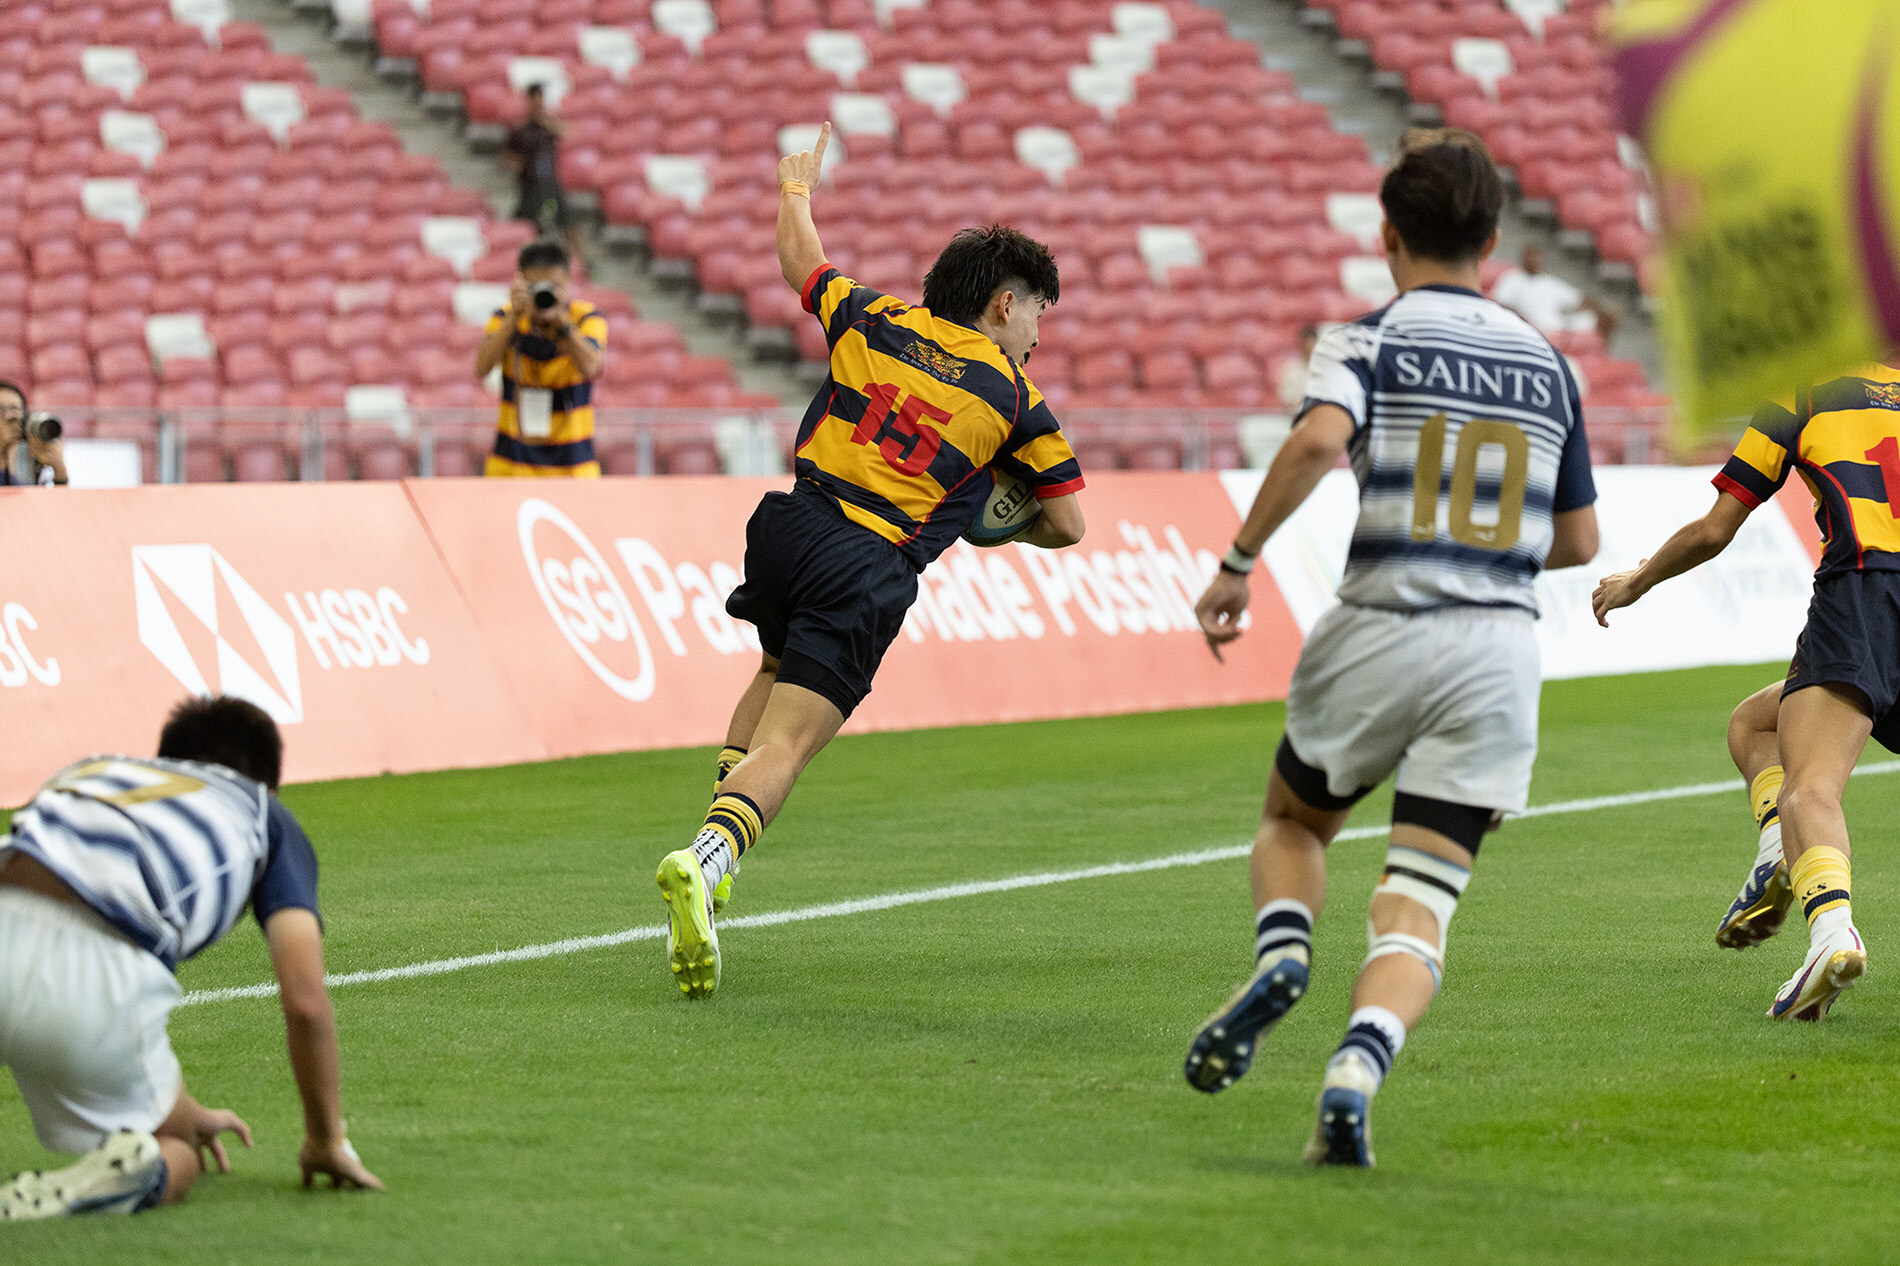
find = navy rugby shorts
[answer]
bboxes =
[1787,569,1900,752]
[725,483,919,719]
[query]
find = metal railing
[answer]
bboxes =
[43,404,1677,482]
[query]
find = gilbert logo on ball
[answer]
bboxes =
[962,471,1042,547]
[1613,0,1899,432]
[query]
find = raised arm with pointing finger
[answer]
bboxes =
[776,121,831,289]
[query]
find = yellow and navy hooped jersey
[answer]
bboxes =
[795,264,1084,570]
[1716,365,1900,576]
[483,299,608,478]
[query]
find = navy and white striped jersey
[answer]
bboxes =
[1,756,321,971]
[1300,284,1596,614]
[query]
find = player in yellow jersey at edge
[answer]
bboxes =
[655,123,1088,998]
[1593,366,1900,1019]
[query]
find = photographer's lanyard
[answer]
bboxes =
[512,326,555,441]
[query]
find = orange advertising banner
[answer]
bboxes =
[404,473,1297,758]
[0,483,544,804]
[1,474,1293,803]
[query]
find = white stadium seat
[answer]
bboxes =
[101,110,165,169]
[644,154,712,211]
[578,26,642,81]
[81,46,144,101]
[1451,38,1515,99]
[806,30,869,86]
[901,63,966,116]
[831,93,897,139]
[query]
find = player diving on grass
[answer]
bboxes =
[1593,367,1900,1020]
[0,696,380,1220]
[655,123,1087,998]
[1182,129,1600,1166]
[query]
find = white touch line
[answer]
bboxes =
[178,760,1900,1007]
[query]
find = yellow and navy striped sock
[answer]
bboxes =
[1750,765,1784,831]
[691,792,763,897]
[1791,845,1852,931]
[715,746,747,793]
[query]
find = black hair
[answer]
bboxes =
[0,380,25,408]
[157,695,284,789]
[1379,127,1504,265]
[921,225,1059,325]
[518,238,569,272]
[525,83,545,98]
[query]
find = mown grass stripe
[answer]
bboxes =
[180,760,1900,1007]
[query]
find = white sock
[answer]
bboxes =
[692,829,734,895]
[1330,1005,1406,1089]
[1811,904,1855,943]
[1755,821,1785,868]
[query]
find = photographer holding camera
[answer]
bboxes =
[0,381,68,487]
[474,239,608,478]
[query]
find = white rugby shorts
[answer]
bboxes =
[1283,601,1541,813]
[0,888,183,1153]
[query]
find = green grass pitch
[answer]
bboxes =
[4,663,1898,1264]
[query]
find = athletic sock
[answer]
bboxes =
[692,792,763,895]
[1791,845,1854,940]
[1750,765,1784,832]
[715,745,748,792]
[1255,899,1314,967]
[1330,1005,1406,1090]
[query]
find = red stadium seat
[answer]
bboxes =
[232,444,292,482]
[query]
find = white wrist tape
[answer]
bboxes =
[1363,845,1471,989]
[1220,544,1257,574]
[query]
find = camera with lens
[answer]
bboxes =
[24,412,60,444]
[529,281,560,310]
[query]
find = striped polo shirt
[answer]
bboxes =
[484,299,609,477]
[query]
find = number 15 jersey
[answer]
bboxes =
[795,264,1084,572]
[1302,284,1596,615]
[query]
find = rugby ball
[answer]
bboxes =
[962,470,1042,547]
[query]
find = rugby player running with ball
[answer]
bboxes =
[656,124,1087,998]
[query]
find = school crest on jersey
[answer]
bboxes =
[900,341,968,383]
[1866,381,1900,410]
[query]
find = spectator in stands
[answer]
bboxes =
[475,239,608,477]
[1490,247,1617,339]
[1276,324,1322,410]
[0,381,68,486]
[502,85,584,265]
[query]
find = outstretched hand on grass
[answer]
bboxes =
[183,1104,253,1174]
[301,1135,384,1191]
[778,121,831,188]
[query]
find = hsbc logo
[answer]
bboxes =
[133,545,432,725]
[134,545,304,723]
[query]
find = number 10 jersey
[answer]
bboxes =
[1301,284,1596,615]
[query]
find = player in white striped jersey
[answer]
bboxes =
[1181,129,1600,1166]
[0,696,380,1219]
